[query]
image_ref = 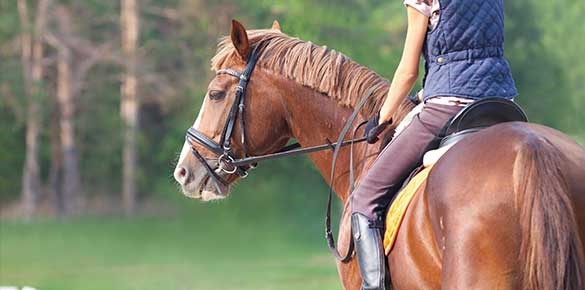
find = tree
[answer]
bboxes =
[17,0,50,219]
[44,4,111,215]
[121,0,140,215]
[52,5,82,215]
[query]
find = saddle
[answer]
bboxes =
[439,97,528,147]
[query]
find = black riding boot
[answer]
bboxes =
[351,213,388,290]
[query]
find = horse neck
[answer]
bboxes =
[275,76,376,203]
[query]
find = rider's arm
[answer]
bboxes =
[378,6,429,124]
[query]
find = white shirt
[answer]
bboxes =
[403,0,441,31]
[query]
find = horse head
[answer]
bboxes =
[174,20,290,201]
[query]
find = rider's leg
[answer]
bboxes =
[351,102,461,290]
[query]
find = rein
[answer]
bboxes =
[185,44,378,263]
[325,87,375,262]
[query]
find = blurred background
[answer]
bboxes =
[1,0,583,289]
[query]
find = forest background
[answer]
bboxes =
[1,0,584,289]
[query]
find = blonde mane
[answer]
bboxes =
[211,29,393,118]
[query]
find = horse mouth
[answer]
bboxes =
[200,175,229,201]
[182,170,230,202]
[181,180,203,200]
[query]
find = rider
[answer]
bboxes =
[350,0,518,289]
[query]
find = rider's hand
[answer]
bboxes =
[364,112,391,144]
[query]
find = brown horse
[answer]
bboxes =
[173,20,585,290]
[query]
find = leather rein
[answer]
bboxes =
[185,45,377,263]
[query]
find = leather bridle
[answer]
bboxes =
[185,44,380,262]
[185,46,261,194]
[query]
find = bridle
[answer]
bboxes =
[185,46,261,194]
[184,44,380,262]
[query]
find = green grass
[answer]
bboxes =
[0,154,345,290]
[0,215,341,290]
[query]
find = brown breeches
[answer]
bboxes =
[351,102,463,222]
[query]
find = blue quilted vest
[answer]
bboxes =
[422,0,518,101]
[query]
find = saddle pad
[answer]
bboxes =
[383,165,434,255]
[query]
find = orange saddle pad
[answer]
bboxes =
[383,165,433,255]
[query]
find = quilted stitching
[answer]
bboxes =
[422,0,517,100]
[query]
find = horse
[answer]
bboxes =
[173,20,585,290]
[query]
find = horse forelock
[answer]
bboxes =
[210,29,414,120]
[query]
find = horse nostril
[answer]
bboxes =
[174,166,190,185]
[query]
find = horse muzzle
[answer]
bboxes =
[174,160,231,201]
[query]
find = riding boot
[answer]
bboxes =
[351,212,388,290]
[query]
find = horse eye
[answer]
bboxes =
[209,90,226,100]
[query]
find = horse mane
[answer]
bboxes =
[211,29,414,121]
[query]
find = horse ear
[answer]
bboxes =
[230,20,250,61]
[271,20,281,31]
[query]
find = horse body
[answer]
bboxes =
[252,42,585,290]
[279,69,585,289]
[174,21,585,289]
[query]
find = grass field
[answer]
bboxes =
[1,157,345,290]
[0,214,341,290]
